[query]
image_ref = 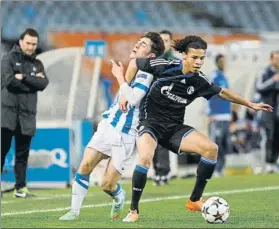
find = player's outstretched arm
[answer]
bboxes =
[219,88,273,112]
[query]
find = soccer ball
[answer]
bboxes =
[201,197,230,224]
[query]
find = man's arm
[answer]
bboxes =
[111,60,153,106]
[256,71,279,93]
[124,59,138,84]
[124,57,155,84]
[1,54,30,92]
[219,88,273,112]
[120,72,153,106]
[22,60,49,91]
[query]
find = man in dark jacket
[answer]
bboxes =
[152,30,180,186]
[256,50,279,173]
[1,28,49,197]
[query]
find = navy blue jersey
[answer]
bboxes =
[136,58,222,124]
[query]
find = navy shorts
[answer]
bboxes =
[137,119,195,154]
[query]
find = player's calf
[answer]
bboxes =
[186,140,218,210]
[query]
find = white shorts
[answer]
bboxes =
[87,119,136,174]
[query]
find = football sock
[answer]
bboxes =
[104,183,125,204]
[190,157,217,202]
[71,173,89,215]
[130,164,149,213]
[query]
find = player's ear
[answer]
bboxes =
[182,52,187,60]
[149,53,156,59]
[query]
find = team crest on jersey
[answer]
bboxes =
[187,86,195,95]
[138,125,145,132]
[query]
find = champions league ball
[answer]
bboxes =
[202,197,230,224]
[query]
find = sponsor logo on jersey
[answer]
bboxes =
[161,83,187,104]
[137,73,147,79]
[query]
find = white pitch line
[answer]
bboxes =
[2,185,279,217]
[1,193,96,204]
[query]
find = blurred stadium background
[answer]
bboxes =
[1,0,279,189]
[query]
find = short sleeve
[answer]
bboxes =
[132,70,154,93]
[201,83,222,100]
[197,72,222,100]
[136,58,153,74]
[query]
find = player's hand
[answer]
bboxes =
[249,102,273,112]
[273,73,279,81]
[36,72,45,78]
[15,74,23,80]
[110,59,125,84]
[119,95,128,113]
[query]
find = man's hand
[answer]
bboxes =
[36,72,45,78]
[119,95,128,112]
[111,59,125,84]
[273,73,279,81]
[248,102,273,112]
[15,74,23,80]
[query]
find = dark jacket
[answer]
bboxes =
[256,65,279,126]
[1,44,49,136]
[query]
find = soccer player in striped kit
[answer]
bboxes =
[59,32,164,221]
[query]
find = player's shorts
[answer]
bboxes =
[87,119,136,174]
[137,119,195,155]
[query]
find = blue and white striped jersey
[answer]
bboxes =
[102,70,154,136]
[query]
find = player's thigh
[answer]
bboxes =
[78,147,108,174]
[180,129,218,159]
[107,132,136,174]
[137,133,157,167]
[102,158,121,189]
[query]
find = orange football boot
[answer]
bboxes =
[186,199,206,212]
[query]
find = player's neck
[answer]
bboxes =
[182,64,190,75]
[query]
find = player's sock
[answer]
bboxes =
[71,173,89,215]
[190,157,217,202]
[130,164,149,213]
[104,183,125,203]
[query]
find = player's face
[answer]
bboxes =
[217,57,225,71]
[183,48,206,72]
[160,33,172,53]
[271,53,279,68]
[19,34,38,56]
[130,37,154,59]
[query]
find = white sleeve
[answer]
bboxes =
[119,70,154,106]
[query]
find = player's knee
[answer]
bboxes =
[203,142,218,160]
[138,154,153,168]
[139,158,152,168]
[79,161,93,175]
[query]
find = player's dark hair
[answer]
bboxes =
[142,32,165,57]
[215,54,224,64]
[270,50,279,59]
[19,28,39,40]
[173,35,207,54]
[159,30,173,40]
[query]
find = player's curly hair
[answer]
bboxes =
[173,35,207,53]
[142,32,165,58]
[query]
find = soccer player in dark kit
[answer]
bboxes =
[112,35,273,223]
